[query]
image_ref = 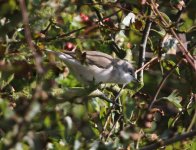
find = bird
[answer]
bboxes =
[45,49,137,85]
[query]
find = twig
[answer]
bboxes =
[113,84,126,102]
[170,30,195,69]
[139,130,196,150]
[173,0,191,23]
[150,0,196,72]
[41,20,53,34]
[105,115,123,141]
[187,93,196,132]
[91,90,120,106]
[187,106,196,132]
[167,93,195,128]
[91,5,126,58]
[100,85,125,140]
[18,0,43,74]
[41,9,122,42]
[43,26,88,41]
[136,56,158,74]
[79,2,132,12]
[138,7,152,82]
[100,106,114,140]
[148,59,183,110]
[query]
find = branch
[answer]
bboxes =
[139,130,196,150]
[18,0,43,73]
[105,115,123,141]
[80,2,132,12]
[49,87,117,105]
[148,59,183,110]
[138,7,152,82]
[91,5,126,58]
[187,93,196,132]
[150,0,196,72]
[173,0,191,23]
[43,26,88,42]
[41,9,122,42]
[136,56,158,74]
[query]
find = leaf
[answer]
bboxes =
[44,116,51,128]
[168,117,179,128]
[161,90,182,109]
[0,73,14,90]
[191,139,196,150]
[159,12,172,24]
[123,97,135,121]
[0,98,15,119]
[168,117,174,127]
[122,12,136,26]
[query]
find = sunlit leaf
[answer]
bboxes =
[0,73,14,90]
[161,90,182,109]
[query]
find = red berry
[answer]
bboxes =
[64,42,74,51]
[103,18,110,22]
[80,13,89,22]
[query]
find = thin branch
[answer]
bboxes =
[187,106,196,132]
[100,85,125,140]
[41,9,122,42]
[91,5,126,58]
[79,2,132,12]
[173,0,191,23]
[138,7,152,82]
[139,130,196,150]
[187,93,196,132]
[150,0,196,72]
[170,29,195,69]
[90,90,120,106]
[42,26,88,42]
[18,0,43,73]
[148,59,183,110]
[105,115,123,141]
[136,56,158,74]
[100,106,114,140]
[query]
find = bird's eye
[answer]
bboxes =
[127,68,133,75]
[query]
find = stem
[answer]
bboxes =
[138,7,152,82]
[139,130,196,150]
[187,94,196,132]
[105,115,123,141]
[136,56,158,74]
[149,59,183,110]
[150,0,196,72]
[19,0,43,74]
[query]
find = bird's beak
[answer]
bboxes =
[133,74,140,83]
[133,77,140,83]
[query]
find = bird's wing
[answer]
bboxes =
[45,49,74,62]
[84,51,113,68]
[46,49,114,69]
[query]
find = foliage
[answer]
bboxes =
[0,0,196,149]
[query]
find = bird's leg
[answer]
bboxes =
[97,91,120,106]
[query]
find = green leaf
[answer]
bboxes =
[168,118,174,127]
[44,116,51,128]
[0,73,14,90]
[161,90,182,109]
[0,98,15,119]
[123,98,135,121]
[191,139,196,150]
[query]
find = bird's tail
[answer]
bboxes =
[45,49,75,64]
